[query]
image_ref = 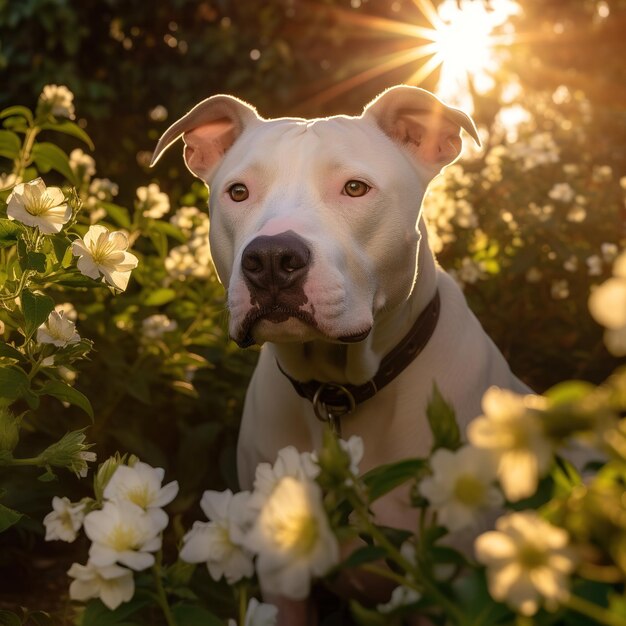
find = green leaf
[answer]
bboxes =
[99,202,131,229]
[0,130,21,160]
[545,380,595,406]
[426,383,461,452]
[142,288,176,306]
[0,366,31,401]
[363,458,427,502]
[19,251,47,273]
[79,597,150,626]
[0,219,22,249]
[0,502,23,533]
[27,612,54,626]
[39,120,95,150]
[31,142,76,184]
[170,604,223,626]
[453,569,512,626]
[0,105,33,123]
[21,289,54,339]
[0,342,24,362]
[51,235,71,265]
[149,220,187,243]
[37,380,94,420]
[0,611,22,626]
[339,545,387,569]
[348,600,387,626]
[148,229,168,257]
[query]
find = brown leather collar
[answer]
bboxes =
[277,289,441,425]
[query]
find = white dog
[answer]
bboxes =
[152,85,531,624]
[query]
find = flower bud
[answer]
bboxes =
[93,453,126,501]
[39,430,96,478]
[0,404,21,452]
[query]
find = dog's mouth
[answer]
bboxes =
[234,306,318,348]
[234,306,372,348]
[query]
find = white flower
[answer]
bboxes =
[592,165,612,182]
[72,225,139,291]
[43,496,85,542]
[180,490,255,584]
[563,256,578,273]
[525,267,542,283]
[141,314,178,340]
[89,177,119,200]
[245,476,339,600]
[589,251,626,356]
[227,598,278,626]
[586,255,603,276]
[84,500,165,571]
[103,461,178,526]
[550,279,569,300]
[377,585,421,614]
[467,388,552,502]
[249,446,318,512]
[165,243,213,281]
[566,206,586,223]
[136,183,170,219]
[69,149,96,180]
[37,310,80,347]
[601,243,618,263]
[547,183,575,203]
[55,302,77,321]
[420,446,503,532]
[170,206,203,233]
[589,279,626,330]
[68,562,134,610]
[475,511,576,616]
[7,178,71,234]
[39,84,75,119]
[457,257,486,285]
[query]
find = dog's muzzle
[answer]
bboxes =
[235,231,313,347]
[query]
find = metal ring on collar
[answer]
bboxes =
[312,382,356,423]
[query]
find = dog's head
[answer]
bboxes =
[151,86,479,348]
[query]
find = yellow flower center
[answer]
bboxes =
[126,485,152,509]
[89,233,124,266]
[260,477,320,556]
[453,474,486,506]
[26,196,55,217]
[518,544,548,570]
[109,523,139,551]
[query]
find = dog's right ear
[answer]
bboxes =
[150,95,260,180]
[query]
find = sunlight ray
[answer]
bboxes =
[300,46,440,109]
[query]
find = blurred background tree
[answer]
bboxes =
[0,0,625,617]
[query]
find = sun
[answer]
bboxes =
[301,0,520,112]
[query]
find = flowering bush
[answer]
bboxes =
[1,83,624,625]
[42,369,626,625]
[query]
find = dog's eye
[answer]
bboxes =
[343,180,370,198]
[228,183,249,202]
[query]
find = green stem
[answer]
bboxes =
[152,552,178,626]
[0,269,32,303]
[361,563,421,592]
[238,584,248,626]
[565,594,626,626]
[3,455,44,467]
[15,127,39,181]
[346,490,465,623]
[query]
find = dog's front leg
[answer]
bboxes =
[265,593,318,626]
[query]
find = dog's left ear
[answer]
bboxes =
[363,85,480,175]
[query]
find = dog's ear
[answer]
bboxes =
[150,95,260,179]
[363,85,480,175]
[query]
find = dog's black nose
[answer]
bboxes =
[241,231,311,296]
